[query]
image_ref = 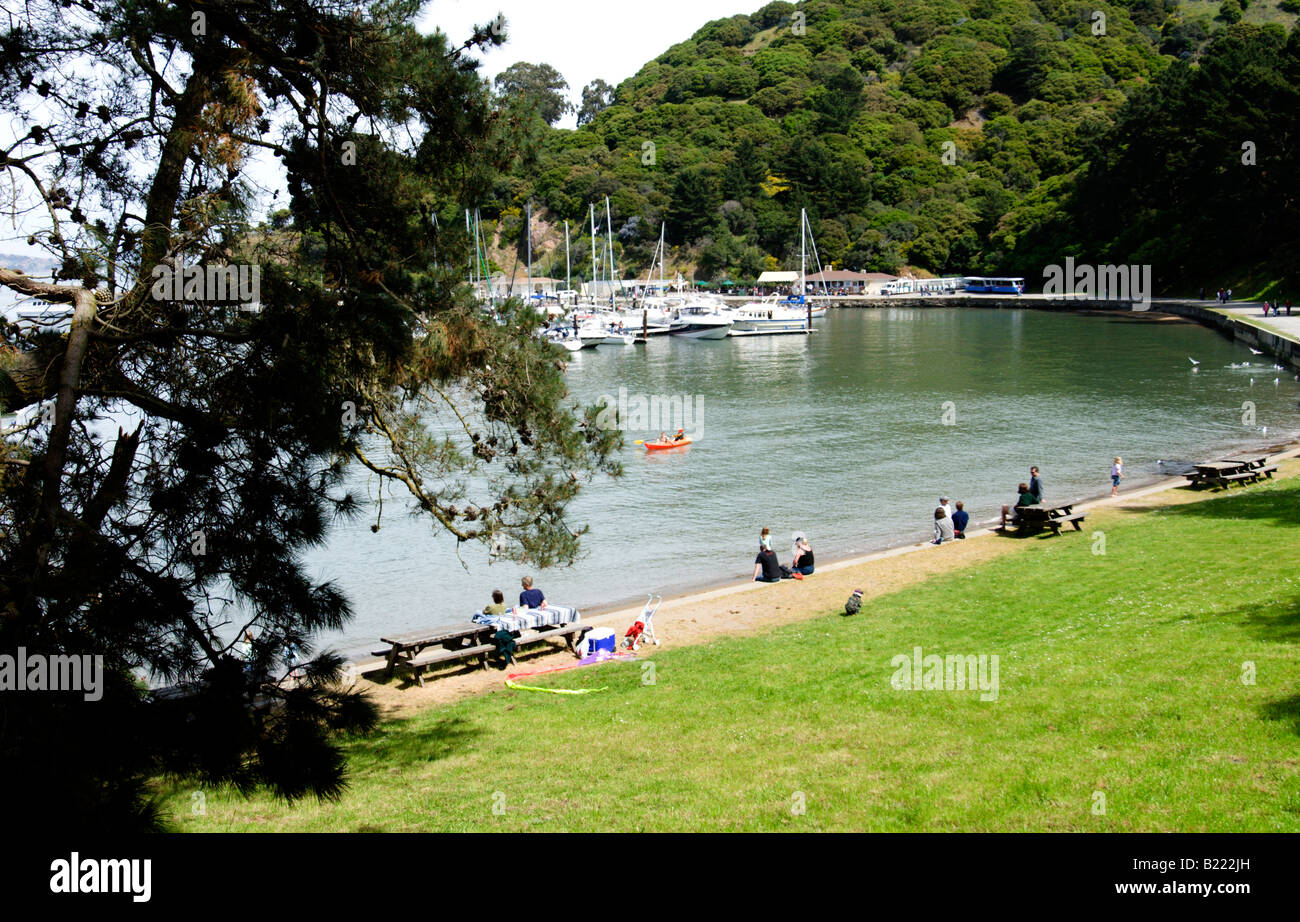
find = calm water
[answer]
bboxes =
[309,307,1300,656]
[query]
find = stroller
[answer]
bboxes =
[624,594,662,650]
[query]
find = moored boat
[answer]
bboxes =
[668,303,733,339]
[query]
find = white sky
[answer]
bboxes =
[422,0,753,128]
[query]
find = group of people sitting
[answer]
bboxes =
[933,466,1045,543]
[753,527,815,582]
[997,466,1044,529]
[482,575,548,615]
[931,497,971,545]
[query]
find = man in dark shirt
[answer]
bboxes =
[753,547,784,583]
[951,501,969,539]
[519,575,546,609]
[1028,466,1043,503]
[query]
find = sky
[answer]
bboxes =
[420,0,754,128]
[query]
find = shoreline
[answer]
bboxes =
[350,440,1300,715]
[336,301,1300,663]
[339,438,1298,665]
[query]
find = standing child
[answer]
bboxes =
[1111,456,1124,497]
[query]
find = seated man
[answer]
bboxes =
[1001,483,1037,527]
[483,589,507,616]
[672,427,687,442]
[753,545,785,583]
[951,501,969,539]
[518,575,547,610]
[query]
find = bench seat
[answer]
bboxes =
[1046,513,1086,533]
[395,624,586,686]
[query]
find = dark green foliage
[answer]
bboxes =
[1064,23,1300,291]
[0,0,619,830]
[489,0,1187,280]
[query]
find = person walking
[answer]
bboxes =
[1111,456,1124,497]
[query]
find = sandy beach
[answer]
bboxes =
[356,444,1300,718]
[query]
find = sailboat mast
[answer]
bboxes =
[659,223,665,293]
[525,201,532,303]
[590,204,598,305]
[605,196,616,306]
[800,208,807,300]
[466,209,474,294]
[475,209,489,308]
[565,220,571,293]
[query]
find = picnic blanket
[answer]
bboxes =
[472,605,581,633]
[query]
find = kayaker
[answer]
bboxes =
[657,430,668,444]
[672,427,686,442]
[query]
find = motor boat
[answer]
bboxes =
[667,302,733,339]
[727,297,813,335]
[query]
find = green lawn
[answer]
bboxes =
[164,478,1300,831]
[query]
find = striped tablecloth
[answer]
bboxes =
[472,605,580,633]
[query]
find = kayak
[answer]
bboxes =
[644,438,692,450]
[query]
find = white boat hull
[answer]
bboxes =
[669,320,732,339]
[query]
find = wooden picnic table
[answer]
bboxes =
[1004,502,1086,535]
[373,614,587,686]
[377,623,490,675]
[1187,457,1275,489]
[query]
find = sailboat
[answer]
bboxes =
[728,208,823,335]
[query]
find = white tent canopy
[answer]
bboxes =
[756,271,799,283]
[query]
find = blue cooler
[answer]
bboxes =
[584,627,616,656]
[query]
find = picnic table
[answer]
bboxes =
[1002,502,1087,536]
[1186,457,1276,489]
[372,607,585,686]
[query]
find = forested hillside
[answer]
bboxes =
[483,0,1299,293]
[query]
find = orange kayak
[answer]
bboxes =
[644,438,692,451]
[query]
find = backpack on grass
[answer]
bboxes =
[843,589,863,616]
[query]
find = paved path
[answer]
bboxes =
[1215,302,1300,345]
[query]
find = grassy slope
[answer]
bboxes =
[166,478,1300,832]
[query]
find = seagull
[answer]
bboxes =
[1250,348,1263,355]
[1188,357,1200,365]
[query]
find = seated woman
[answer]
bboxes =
[932,508,954,544]
[1000,483,1038,526]
[483,589,507,616]
[791,534,814,575]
